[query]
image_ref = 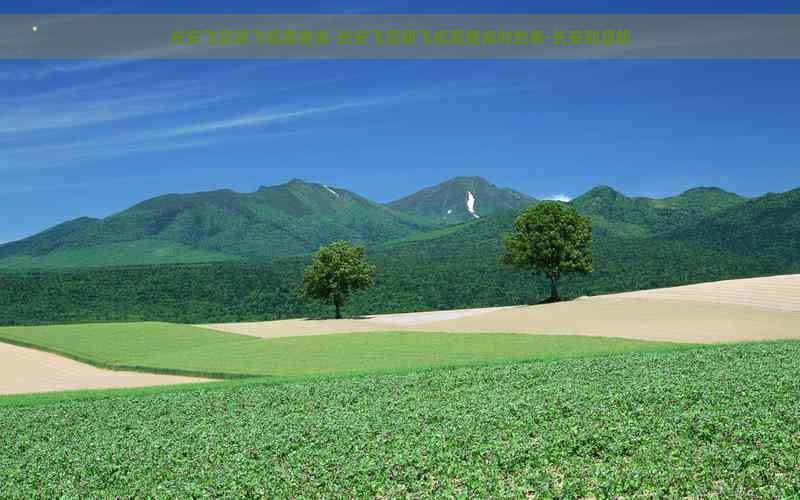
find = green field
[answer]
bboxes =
[0,322,681,378]
[1,341,799,497]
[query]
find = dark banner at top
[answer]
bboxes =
[2,14,799,59]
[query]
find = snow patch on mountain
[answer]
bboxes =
[466,190,479,218]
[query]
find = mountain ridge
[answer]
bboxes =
[0,179,431,266]
[3,185,797,326]
[0,177,768,270]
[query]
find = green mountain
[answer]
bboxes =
[0,178,759,272]
[387,176,536,224]
[665,188,800,262]
[2,186,797,325]
[0,179,433,269]
[570,186,746,237]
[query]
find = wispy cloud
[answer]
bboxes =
[0,85,242,135]
[0,172,179,195]
[0,59,142,81]
[1,60,545,174]
[2,70,155,104]
[4,130,310,172]
[164,98,390,138]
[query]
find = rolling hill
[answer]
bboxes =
[569,185,746,237]
[666,187,800,261]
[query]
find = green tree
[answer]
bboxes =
[302,241,376,319]
[502,202,593,302]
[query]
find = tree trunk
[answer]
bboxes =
[549,274,560,302]
[334,300,342,319]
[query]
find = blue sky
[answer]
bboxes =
[2,1,800,243]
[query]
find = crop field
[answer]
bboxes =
[0,322,678,380]
[1,341,799,497]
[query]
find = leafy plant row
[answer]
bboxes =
[1,342,799,497]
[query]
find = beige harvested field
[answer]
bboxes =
[0,342,208,396]
[606,274,800,311]
[202,274,800,344]
[201,306,517,338]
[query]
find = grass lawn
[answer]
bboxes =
[0,322,685,379]
[0,322,250,377]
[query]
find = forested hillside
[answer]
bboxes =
[0,178,752,270]
[0,179,434,268]
[1,186,796,326]
[569,186,746,237]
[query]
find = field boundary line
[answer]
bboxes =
[0,336,261,380]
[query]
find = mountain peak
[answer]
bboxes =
[572,185,626,203]
[589,185,624,196]
[448,175,490,183]
[387,177,535,224]
[258,178,311,191]
[674,186,741,198]
[658,186,746,212]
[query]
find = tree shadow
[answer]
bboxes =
[302,316,372,321]
[528,296,578,305]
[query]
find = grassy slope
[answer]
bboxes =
[0,322,679,379]
[0,322,253,378]
[0,341,798,497]
[139,331,681,378]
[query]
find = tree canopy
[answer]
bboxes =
[301,241,376,319]
[502,202,593,301]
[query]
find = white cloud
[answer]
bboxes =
[545,194,572,202]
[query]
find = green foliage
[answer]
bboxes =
[1,342,800,497]
[503,202,593,300]
[669,188,800,257]
[0,187,797,326]
[0,324,675,379]
[302,241,376,318]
